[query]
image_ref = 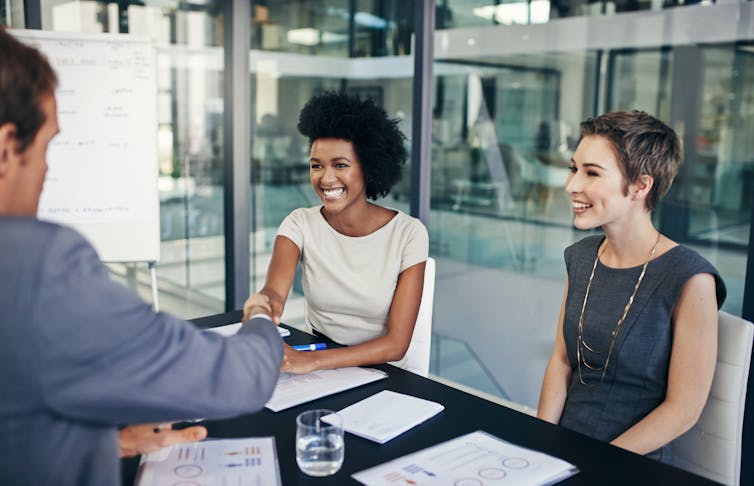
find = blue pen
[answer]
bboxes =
[292,343,327,351]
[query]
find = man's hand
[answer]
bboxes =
[242,292,276,323]
[119,423,207,458]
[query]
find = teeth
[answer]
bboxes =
[323,188,345,198]
[573,202,592,209]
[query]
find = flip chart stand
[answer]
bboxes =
[148,261,159,312]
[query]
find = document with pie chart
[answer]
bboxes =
[135,436,281,486]
[352,430,578,486]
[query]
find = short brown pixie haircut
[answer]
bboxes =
[0,27,58,152]
[579,110,682,211]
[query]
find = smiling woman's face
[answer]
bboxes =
[309,138,366,217]
[565,134,634,231]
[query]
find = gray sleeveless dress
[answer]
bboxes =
[560,235,726,464]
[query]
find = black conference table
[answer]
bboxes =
[122,311,718,485]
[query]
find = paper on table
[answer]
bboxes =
[135,437,281,486]
[265,367,388,412]
[352,430,578,486]
[205,322,291,337]
[322,390,444,444]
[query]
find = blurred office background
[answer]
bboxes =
[4,0,753,414]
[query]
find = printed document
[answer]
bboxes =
[136,437,281,486]
[323,390,444,443]
[265,367,388,412]
[353,430,578,486]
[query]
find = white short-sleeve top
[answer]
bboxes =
[277,205,429,347]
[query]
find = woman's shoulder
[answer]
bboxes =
[391,209,425,228]
[658,244,727,308]
[662,244,717,274]
[564,234,603,259]
[289,205,322,217]
[284,205,323,224]
[390,209,428,238]
[277,207,324,245]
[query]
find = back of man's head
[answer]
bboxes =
[0,28,58,152]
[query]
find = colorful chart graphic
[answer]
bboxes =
[352,431,578,485]
[137,437,281,485]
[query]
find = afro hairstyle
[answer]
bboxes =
[297,91,407,200]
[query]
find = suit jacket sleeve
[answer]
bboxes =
[29,226,283,424]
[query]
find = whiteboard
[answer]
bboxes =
[14,29,160,262]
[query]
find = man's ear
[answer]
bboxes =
[0,123,19,178]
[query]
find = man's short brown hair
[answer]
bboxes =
[0,27,58,152]
[579,111,682,211]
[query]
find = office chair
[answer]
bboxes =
[400,257,436,377]
[673,311,753,486]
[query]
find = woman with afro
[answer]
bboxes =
[243,91,429,373]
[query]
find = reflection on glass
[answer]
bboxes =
[437,0,725,27]
[41,1,226,318]
[608,49,672,119]
[252,0,412,57]
[430,19,752,411]
[3,0,24,27]
[429,50,597,408]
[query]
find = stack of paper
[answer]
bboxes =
[265,367,388,412]
[323,390,444,444]
[352,430,578,486]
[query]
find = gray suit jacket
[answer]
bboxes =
[0,217,284,485]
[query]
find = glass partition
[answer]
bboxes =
[22,1,754,412]
[429,49,598,407]
[39,0,226,318]
[430,9,753,409]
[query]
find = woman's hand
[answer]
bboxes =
[241,293,273,322]
[243,291,284,324]
[118,423,207,458]
[281,344,320,374]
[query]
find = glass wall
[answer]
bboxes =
[35,0,226,317]
[16,0,754,413]
[430,2,753,409]
[3,1,25,27]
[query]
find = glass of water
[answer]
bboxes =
[296,409,344,477]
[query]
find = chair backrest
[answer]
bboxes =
[672,310,753,486]
[403,257,436,377]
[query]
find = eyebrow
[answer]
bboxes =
[570,158,606,170]
[309,156,351,163]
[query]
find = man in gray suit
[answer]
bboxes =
[0,28,283,485]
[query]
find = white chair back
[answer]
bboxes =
[673,310,753,486]
[403,257,436,377]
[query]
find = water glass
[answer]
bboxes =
[295,409,344,477]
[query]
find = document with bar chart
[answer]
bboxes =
[353,430,578,486]
[136,437,281,486]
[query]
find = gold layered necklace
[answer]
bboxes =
[576,232,661,386]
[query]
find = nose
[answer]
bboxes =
[322,166,337,183]
[564,171,579,195]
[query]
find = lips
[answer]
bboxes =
[322,188,345,200]
[571,201,592,216]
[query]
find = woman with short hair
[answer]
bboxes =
[537,111,726,464]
